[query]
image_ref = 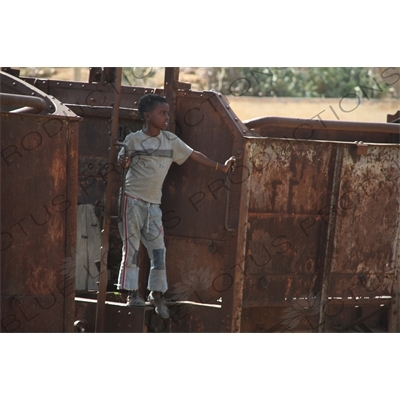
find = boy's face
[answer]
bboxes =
[145,102,170,131]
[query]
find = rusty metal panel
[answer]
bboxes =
[242,138,336,306]
[164,236,227,304]
[1,112,79,332]
[241,303,390,333]
[1,295,75,333]
[323,144,400,327]
[239,136,399,332]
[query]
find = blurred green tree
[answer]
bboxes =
[206,67,390,98]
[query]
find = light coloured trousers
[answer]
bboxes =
[117,195,167,293]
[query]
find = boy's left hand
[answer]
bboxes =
[222,156,237,174]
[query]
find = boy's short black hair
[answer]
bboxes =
[138,94,168,120]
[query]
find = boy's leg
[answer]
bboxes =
[141,203,168,293]
[117,196,144,291]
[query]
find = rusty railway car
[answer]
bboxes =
[1,67,399,333]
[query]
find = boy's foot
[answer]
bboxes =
[126,290,146,307]
[148,292,170,319]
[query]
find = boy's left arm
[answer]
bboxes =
[189,150,236,174]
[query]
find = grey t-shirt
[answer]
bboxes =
[119,130,193,204]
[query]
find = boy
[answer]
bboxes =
[117,93,236,319]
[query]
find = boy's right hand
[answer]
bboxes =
[118,155,131,169]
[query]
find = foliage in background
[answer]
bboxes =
[206,67,391,98]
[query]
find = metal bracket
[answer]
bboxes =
[356,141,368,155]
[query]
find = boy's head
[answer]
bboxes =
[138,94,168,120]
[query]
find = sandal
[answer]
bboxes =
[126,290,146,307]
[148,292,170,319]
